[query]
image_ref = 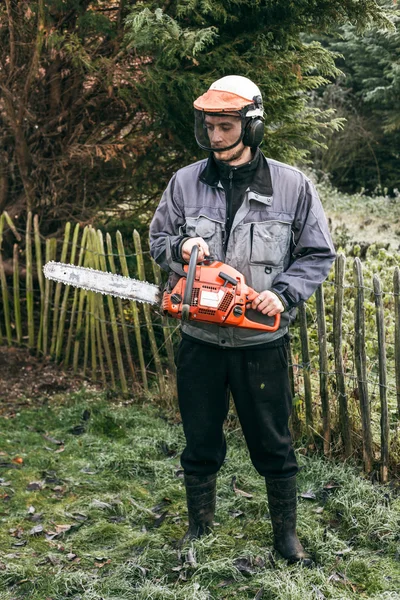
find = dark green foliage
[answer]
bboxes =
[0,0,389,243]
[310,2,400,193]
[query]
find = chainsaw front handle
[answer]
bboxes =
[182,245,199,321]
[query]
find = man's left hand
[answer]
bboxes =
[251,290,284,316]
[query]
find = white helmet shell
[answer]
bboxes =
[194,75,263,118]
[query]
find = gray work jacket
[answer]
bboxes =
[149,152,336,347]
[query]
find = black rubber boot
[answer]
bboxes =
[265,475,313,566]
[181,473,217,544]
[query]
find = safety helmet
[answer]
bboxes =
[193,75,264,152]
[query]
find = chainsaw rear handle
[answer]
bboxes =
[182,245,200,321]
[245,288,281,331]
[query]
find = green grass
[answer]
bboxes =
[0,389,399,599]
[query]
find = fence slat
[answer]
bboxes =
[50,222,71,356]
[315,284,330,455]
[13,244,22,344]
[333,253,352,457]
[106,233,137,385]
[73,235,90,374]
[34,215,45,353]
[95,307,106,384]
[151,259,177,381]
[97,230,128,393]
[43,239,53,355]
[394,267,400,421]
[0,213,4,345]
[298,301,313,432]
[373,274,389,483]
[353,258,373,473]
[90,229,116,389]
[64,227,88,367]
[288,338,302,439]
[55,223,80,361]
[116,231,148,392]
[133,230,165,397]
[0,254,12,345]
[25,212,34,348]
[0,214,11,345]
[3,211,22,242]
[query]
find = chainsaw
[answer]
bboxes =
[43,245,280,332]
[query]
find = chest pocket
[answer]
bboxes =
[181,216,224,260]
[183,216,216,239]
[250,221,291,267]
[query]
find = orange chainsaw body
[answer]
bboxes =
[162,260,280,332]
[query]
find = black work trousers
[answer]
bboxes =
[176,337,298,479]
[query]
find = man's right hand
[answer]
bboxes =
[181,237,210,263]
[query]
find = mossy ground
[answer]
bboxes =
[0,389,399,599]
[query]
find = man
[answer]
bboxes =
[149,75,335,565]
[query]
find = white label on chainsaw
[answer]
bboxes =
[200,289,224,308]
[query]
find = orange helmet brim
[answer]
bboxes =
[193,89,252,112]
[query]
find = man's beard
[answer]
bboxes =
[213,143,247,163]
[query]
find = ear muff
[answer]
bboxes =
[242,118,264,148]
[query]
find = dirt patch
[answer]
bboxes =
[0,346,102,417]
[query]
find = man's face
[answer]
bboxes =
[204,114,245,162]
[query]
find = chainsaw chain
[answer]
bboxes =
[43,262,160,305]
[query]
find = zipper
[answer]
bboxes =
[229,170,233,189]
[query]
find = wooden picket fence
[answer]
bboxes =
[0,212,399,480]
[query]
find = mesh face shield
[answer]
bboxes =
[194,110,246,153]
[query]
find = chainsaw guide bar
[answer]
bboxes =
[43,262,161,305]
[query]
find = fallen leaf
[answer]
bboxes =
[231,476,253,499]
[42,435,63,445]
[186,548,197,567]
[55,524,72,534]
[300,490,316,500]
[26,481,44,491]
[69,425,85,435]
[335,547,352,556]
[151,498,172,513]
[253,556,265,569]
[128,562,147,576]
[90,499,112,510]
[94,558,111,568]
[29,525,43,536]
[233,557,254,577]
[82,409,91,421]
[229,510,244,518]
[153,510,168,528]
[217,579,235,588]
[9,527,24,538]
[67,512,87,522]
[311,585,326,599]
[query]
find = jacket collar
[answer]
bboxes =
[199,148,273,196]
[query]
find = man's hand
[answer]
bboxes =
[251,290,284,316]
[181,237,210,263]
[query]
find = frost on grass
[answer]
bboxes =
[0,392,399,600]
